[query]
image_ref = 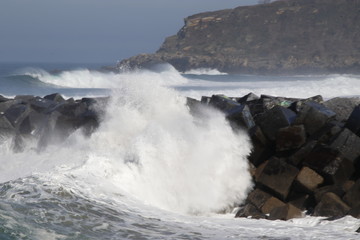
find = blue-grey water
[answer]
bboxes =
[0,62,359,240]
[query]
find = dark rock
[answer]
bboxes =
[313,192,350,217]
[18,111,46,135]
[296,166,324,192]
[357,227,360,233]
[295,101,336,135]
[186,97,203,117]
[324,97,360,122]
[209,95,255,129]
[246,188,271,209]
[348,206,360,218]
[261,196,286,215]
[14,95,35,102]
[0,100,22,113]
[227,104,255,129]
[29,97,58,113]
[288,140,317,167]
[290,95,324,113]
[314,185,345,203]
[208,94,240,112]
[0,95,10,103]
[0,114,15,134]
[236,92,260,104]
[276,125,306,151]
[269,204,303,221]
[248,126,274,167]
[329,128,360,164]
[235,203,266,219]
[4,104,31,127]
[256,106,297,141]
[288,194,313,211]
[256,157,299,200]
[81,97,109,107]
[44,93,66,103]
[342,181,355,193]
[200,96,211,104]
[345,105,360,137]
[304,145,354,185]
[343,179,360,208]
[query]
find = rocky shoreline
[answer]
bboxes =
[187,93,360,221]
[118,0,360,74]
[1,92,360,221]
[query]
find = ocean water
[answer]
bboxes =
[0,62,359,239]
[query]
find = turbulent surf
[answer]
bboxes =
[0,63,359,239]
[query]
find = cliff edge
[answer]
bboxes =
[119,0,360,74]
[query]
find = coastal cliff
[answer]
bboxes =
[119,0,360,74]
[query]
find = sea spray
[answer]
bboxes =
[73,76,253,214]
[0,70,253,215]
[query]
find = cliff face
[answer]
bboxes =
[119,0,360,74]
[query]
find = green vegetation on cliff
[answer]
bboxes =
[119,0,360,74]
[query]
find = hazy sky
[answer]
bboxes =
[0,0,258,64]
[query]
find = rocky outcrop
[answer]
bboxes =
[119,0,360,74]
[187,94,360,220]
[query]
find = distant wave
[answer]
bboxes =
[184,68,228,75]
[19,64,188,89]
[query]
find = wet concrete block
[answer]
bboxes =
[296,167,324,192]
[14,95,36,102]
[276,125,306,151]
[348,206,360,218]
[324,97,360,122]
[290,95,324,113]
[288,194,313,211]
[246,188,272,209]
[226,104,255,129]
[200,96,211,104]
[186,97,203,116]
[345,105,360,136]
[269,204,303,220]
[236,92,260,104]
[0,95,10,103]
[208,94,239,112]
[235,203,266,219]
[256,106,297,141]
[261,196,286,214]
[29,97,58,113]
[18,111,46,135]
[314,185,345,203]
[288,140,317,167]
[295,101,336,135]
[248,126,274,166]
[0,99,22,113]
[0,114,15,134]
[343,179,360,208]
[304,146,354,185]
[44,93,66,103]
[330,128,360,164]
[256,157,299,200]
[4,104,31,127]
[313,192,350,217]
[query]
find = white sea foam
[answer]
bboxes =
[184,68,228,75]
[29,64,188,89]
[182,74,360,100]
